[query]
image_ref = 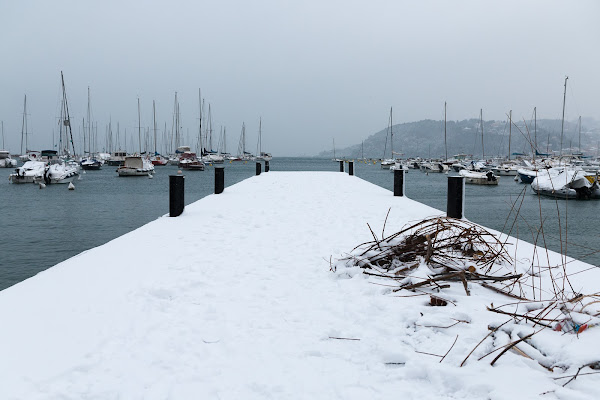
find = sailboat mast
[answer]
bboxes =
[198,89,203,155]
[508,110,512,160]
[242,123,246,155]
[534,107,537,153]
[390,107,393,160]
[1,120,4,149]
[137,98,142,155]
[578,115,581,153]
[560,76,568,157]
[208,104,212,151]
[257,117,262,156]
[444,102,447,162]
[163,122,167,155]
[87,87,92,155]
[153,100,157,155]
[21,95,27,155]
[480,108,484,159]
[333,138,335,159]
[59,72,75,156]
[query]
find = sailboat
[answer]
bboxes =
[255,118,272,161]
[17,95,40,163]
[117,99,154,176]
[237,123,253,161]
[149,101,168,166]
[80,88,102,170]
[10,72,79,184]
[43,72,80,184]
[492,110,519,176]
[332,138,342,162]
[381,108,395,169]
[202,105,224,164]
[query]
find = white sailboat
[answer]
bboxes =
[44,72,80,184]
[237,123,254,161]
[79,87,102,170]
[10,72,79,184]
[381,108,395,169]
[255,118,272,161]
[117,99,154,177]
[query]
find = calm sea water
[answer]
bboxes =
[1,158,598,291]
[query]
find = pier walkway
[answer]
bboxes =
[1,172,598,399]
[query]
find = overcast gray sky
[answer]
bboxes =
[2,0,599,156]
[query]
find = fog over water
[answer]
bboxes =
[2,0,599,156]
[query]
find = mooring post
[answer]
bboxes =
[447,176,465,219]
[348,161,354,176]
[339,160,344,172]
[265,160,270,172]
[169,174,185,217]
[256,162,261,175]
[393,169,404,196]
[215,167,224,194]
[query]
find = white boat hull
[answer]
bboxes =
[117,168,152,176]
[9,175,38,184]
[459,170,499,185]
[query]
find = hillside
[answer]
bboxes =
[319,118,600,159]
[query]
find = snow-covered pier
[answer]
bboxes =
[1,172,598,399]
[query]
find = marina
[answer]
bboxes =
[1,168,599,398]
[2,1,599,398]
[1,157,598,291]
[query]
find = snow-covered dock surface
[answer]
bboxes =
[1,172,598,399]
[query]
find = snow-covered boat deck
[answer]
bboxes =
[1,172,598,399]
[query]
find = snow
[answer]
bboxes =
[1,171,598,399]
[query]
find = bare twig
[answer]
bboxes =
[439,335,459,363]
[490,331,536,366]
[461,319,511,367]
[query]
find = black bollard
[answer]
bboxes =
[169,175,185,217]
[348,161,354,176]
[339,160,344,172]
[265,160,270,172]
[215,167,224,194]
[256,162,261,175]
[447,176,465,219]
[393,169,404,196]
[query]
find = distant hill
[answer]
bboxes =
[317,118,600,159]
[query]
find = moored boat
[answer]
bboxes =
[40,162,79,184]
[178,151,205,170]
[531,167,600,200]
[80,156,102,170]
[0,150,17,168]
[9,161,46,184]
[117,156,154,177]
[107,151,127,166]
[459,169,499,185]
[150,154,169,166]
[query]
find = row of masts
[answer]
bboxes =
[12,83,265,159]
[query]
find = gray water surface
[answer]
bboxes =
[1,158,598,291]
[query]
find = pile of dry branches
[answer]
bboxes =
[333,215,600,384]
[335,216,520,296]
